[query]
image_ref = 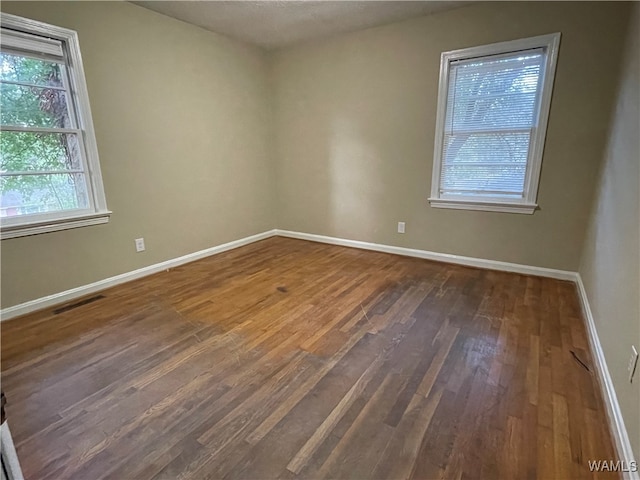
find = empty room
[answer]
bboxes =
[0,1,638,479]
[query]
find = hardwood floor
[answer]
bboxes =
[1,236,618,479]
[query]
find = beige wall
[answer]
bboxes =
[0,0,636,460]
[0,3,634,305]
[0,1,276,308]
[579,4,640,458]
[271,1,630,271]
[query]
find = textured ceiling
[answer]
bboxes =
[133,1,471,50]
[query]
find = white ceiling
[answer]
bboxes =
[133,1,471,50]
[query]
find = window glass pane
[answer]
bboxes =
[0,18,108,236]
[441,132,531,196]
[441,163,527,197]
[0,131,83,172]
[1,82,71,128]
[443,132,531,164]
[445,53,543,132]
[0,53,64,87]
[0,172,88,217]
[446,92,538,131]
[440,49,545,198]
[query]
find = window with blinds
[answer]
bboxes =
[0,14,109,239]
[429,34,560,214]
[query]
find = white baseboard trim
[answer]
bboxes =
[1,227,634,475]
[0,229,278,322]
[575,274,639,480]
[275,229,577,281]
[278,229,637,474]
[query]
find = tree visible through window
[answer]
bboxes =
[429,34,561,214]
[0,15,109,239]
[1,53,88,216]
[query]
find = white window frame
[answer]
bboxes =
[428,33,561,214]
[0,14,110,239]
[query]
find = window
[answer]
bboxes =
[429,33,560,214]
[0,14,109,239]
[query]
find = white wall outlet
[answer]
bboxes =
[628,345,638,383]
[397,222,406,234]
[135,238,145,252]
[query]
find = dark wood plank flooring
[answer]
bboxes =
[1,236,617,479]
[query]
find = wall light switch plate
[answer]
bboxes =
[135,238,145,252]
[397,222,406,234]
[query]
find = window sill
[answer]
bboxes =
[428,198,537,214]
[1,211,112,240]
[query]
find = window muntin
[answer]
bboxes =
[0,15,109,238]
[429,34,561,214]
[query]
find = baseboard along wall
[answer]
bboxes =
[0,228,635,475]
[0,229,277,321]
[574,275,639,480]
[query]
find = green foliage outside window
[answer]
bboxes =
[1,53,84,216]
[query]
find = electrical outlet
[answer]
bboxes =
[629,345,638,383]
[397,222,406,234]
[135,238,145,252]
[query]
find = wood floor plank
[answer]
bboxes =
[286,330,397,474]
[372,387,444,480]
[0,236,618,479]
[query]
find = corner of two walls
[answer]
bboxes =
[0,1,278,309]
[269,1,631,273]
[1,0,636,406]
[265,49,284,231]
[0,0,637,460]
[269,2,639,461]
[577,3,640,460]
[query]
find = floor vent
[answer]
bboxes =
[53,295,106,315]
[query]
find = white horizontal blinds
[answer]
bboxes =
[440,48,546,198]
[0,27,64,61]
